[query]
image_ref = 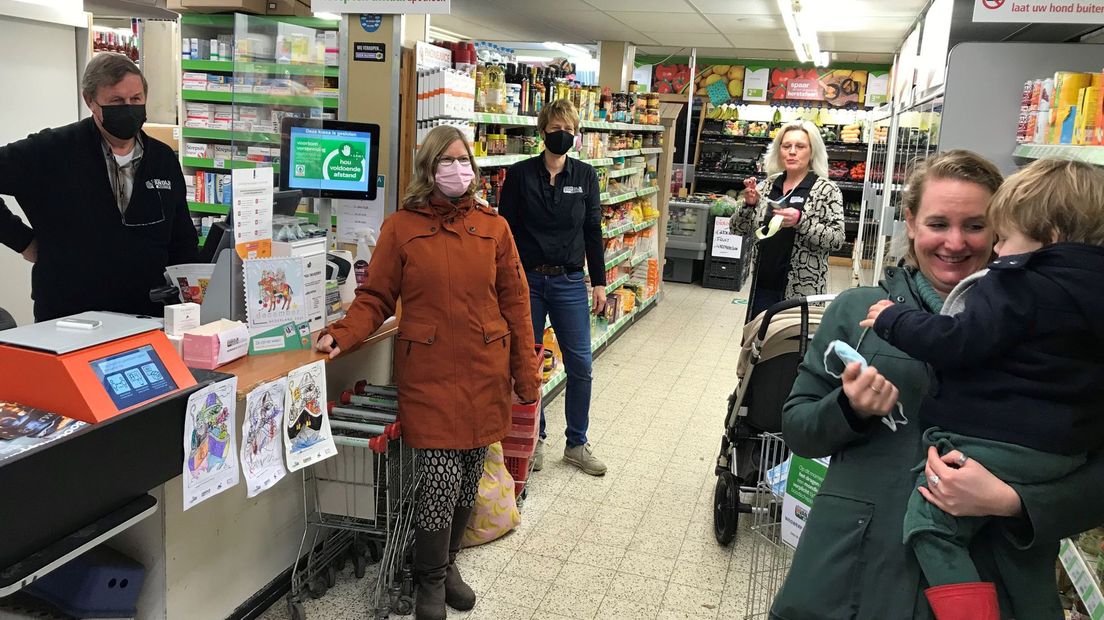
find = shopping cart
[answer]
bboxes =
[744,432,795,619]
[712,295,834,546]
[286,383,421,620]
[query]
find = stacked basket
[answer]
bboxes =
[502,346,543,498]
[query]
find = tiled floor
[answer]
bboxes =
[262,268,852,620]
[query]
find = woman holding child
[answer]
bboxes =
[769,150,1104,620]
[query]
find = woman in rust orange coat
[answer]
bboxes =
[316,125,541,620]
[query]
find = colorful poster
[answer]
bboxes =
[283,360,337,472]
[652,63,744,99]
[182,377,240,510]
[231,167,273,260]
[769,68,823,101]
[743,66,770,102]
[780,455,830,549]
[866,71,891,107]
[240,378,288,498]
[0,402,87,464]
[820,69,868,107]
[244,257,307,333]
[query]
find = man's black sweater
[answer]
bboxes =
[0,118,198,321]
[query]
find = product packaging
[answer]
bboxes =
[164,303,202,337]
[1074,86,1104,146]
[182,320,250,370]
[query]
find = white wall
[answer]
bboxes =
[0,15,81,325]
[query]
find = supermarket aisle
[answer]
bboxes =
[261,272,853,619]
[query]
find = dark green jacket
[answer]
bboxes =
[770,267,1104,620]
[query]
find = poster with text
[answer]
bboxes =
[711,216,744,259]
[244,257,307,333]
[336,175,386,244]
[780,455,830,549]
[231,167,274,260]
[866,71,891,107]
[240,378,289,497]
[183,377,240,510]
[283,360,337,472]
[743,67,770,102]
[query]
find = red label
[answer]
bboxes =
[786,78,823,100]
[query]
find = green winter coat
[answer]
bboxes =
[769,266,1104,620]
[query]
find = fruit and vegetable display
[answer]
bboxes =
[828,160,851,181]
[840,123,863,143]
[849,162,866,181]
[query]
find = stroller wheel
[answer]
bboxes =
[713,471,740,546]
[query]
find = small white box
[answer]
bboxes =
[165,302,201,337]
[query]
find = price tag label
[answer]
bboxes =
[214,158,226,168]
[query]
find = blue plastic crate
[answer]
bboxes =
[25,546,144,619]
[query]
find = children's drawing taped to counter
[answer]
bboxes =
[240,378,288,498]
[182,377,240,510]
[283,360,337,472]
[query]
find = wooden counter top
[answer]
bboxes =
[219,317,398,398]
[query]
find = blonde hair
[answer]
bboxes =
[538,99,579,135]
[765,120,828,179]
[901,150,1003,266]
[402,125,479,209]
[988,158,1104,245]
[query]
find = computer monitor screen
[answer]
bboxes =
[280,118,381,200]
[89,344,179,411]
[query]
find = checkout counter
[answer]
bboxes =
[0,310,397,619]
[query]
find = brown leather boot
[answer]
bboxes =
[444,504,477,611]
[413,526,449,620]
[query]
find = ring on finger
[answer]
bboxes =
[929,474,941,487]
[869,385,882,394]
[956,453,969,467]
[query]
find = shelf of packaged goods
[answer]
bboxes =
[541,366,567,398]
[695,172,750,183]
[602,222,634,238]
[604,274,630,295]
[470,112,536,126]
[580,120,664,132]
[607,167,643,179]
[630,251,654,268]
[599,192,610,202]
[188,202,229,215]
[606,149,641,158]
[183,157,279,172]
[869,181,905,193]
[591,293,660,350]
[181,89,338,109]
[602,192,638,207]
[1013,144,1104,166]
[181,127,280,143]
[474,154,528,168]
[835,181,865,192]
[825,141,868,149]
[1060,539,1104,619]
[580,157,614,167]
[633,218,658,232]
[639,147,663,155]
[180,15,339,28]
[181,60,340,77]
[636,186,658,198]
[603,250,632,271]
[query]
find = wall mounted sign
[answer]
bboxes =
[312,0,450,14]
[972,0,1104,23]
[354,42,386,62]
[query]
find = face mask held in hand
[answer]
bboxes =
[435,160,475,198]
[543,130,575,156]
[98,103,146,141]
[823,339,909,432]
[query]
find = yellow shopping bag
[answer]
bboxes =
[462,442,522,547]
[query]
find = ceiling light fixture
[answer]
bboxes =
[429,26,468,43]
[777,0,829,66]
[776,0,808,63]
[543,41,594,59]
[312,11,341,20]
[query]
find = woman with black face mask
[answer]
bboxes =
[498,99,608,478]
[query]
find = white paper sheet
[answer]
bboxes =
[165,263,217,305]
[231,167,274,259]
[182,377,240,510]
[283,360,337,472]
[244,257,308,333]
[240,378,289,498]
[336,175,386,244]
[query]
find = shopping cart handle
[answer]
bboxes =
[354,379,367,395]
[368,435,387,453]
[340,389,353,405]
[326,401,335,415]
[385,421,402,440]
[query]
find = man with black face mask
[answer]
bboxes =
[0,52,198,322]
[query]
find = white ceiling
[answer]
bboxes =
[431,0,931,64]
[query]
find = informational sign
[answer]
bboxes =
[866,71,891,106]
[973,0,1104,23]
[785,78,822,101]
[416,41,453,71]
[919,0,953,90]
[743,67,770,102]
[312,0,450,14]
[354,42,386,62]
[244,257,308,333]
[90,345,178,411]
[360,14,382,32]
[287,126,372,195]
[337,175,386,244]
[182,377,239,511]
[780,455,830,549]
[711,216,744,259]
[231,167,274,260]
[894,26,921,108]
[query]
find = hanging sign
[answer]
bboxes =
[972,0,1104,23]
[866,71,891,106]
[743,67,770,102]
[312,0,450,14]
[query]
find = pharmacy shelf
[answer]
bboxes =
[603,222,634,238]
[636,187,658,198]
[470,112,536,126]
[1060,539,1104,620]
[475,154,528,167]
[581,120,664,133]
[187,202,229,215]
[633,218,658,232]
[182,89,338,109]
[606,149,641,158]
[603,249,632,271]
[604,273,630,295]
[183,157,279,172]
[181,14,339,28]
[639,147,664,155]
[182,60,340,77]
[607,166,643,179]
[630,250,654,267]
[181,127,281,143]
[1013,144,1104,166]
[602,191,638,206]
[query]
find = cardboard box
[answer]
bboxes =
[265,0,311,16]
[165,303,202,337]
[182,320,250,370]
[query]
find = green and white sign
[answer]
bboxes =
[781,455,830,549]
[744,66,770,102]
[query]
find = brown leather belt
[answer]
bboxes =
[531,264,567,275]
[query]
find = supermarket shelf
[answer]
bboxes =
[636,186,658,198]
[602,191,638,206]
[591,293,660,350]
[603,222,634,238]
[603,249,632,271]
[606,149,641,158]
[599,192,610,202]
[181,127,280,143]
[604,274,630,295]
[183,157,279,172]
[581,157,614,167]
[1013,144,1104,165]
[581,120,664,132]
[181,60,339,77]
[541,366,567,398]
[1060,539,1104,619]
[633,218,658,232]
[187,202,229,215]
[835,181,865,192]
[180,14,339,28]
[607,166,642,179]
[630,251,655,267]
[475,154,528,167]
[639,147,664,155]
[182,89,338,109]
[695,171,750,183]
[470,112,536,126]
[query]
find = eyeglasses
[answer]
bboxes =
[437,156,472,167]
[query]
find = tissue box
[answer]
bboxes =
[165,303,201,337]
[182,320,249,369]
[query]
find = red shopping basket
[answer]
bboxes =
[503,346,544,497]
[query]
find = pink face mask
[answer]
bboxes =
[435,160,475,198]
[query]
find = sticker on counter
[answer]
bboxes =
[182,377,240,510]
[240,378,288,498]
[283,361,337,472]
[354,42,386,62]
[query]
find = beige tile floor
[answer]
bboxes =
[261,267,853,620]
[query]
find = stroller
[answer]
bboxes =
[712,295,835,545]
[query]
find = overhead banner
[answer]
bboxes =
[972,0,1104,23]
[652,64,744,101]
[769,68,868,107]
[653,63,871,107]
[311,0,450,14]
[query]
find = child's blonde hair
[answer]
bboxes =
[988,158,1104,245]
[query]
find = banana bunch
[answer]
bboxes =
[708,103,740,120]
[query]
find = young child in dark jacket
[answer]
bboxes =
[861,158,1104,620]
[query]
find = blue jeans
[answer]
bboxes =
[527,271,592,448]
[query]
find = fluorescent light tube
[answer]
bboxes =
[777,0,809,63]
